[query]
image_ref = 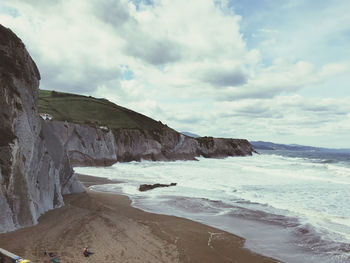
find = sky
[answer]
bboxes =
[1,0,349,148]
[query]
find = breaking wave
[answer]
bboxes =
[76,152,350,263]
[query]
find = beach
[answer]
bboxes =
[0,174,278,263]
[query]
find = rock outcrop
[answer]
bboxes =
[196,137,255,158]
[114,130,254,162]
[0,25,83,233]
[43,121,254,166]
[46,120,118,166]
[113,128,199,162]
[139,183,177,192]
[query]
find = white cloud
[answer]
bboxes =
[1,0,349,147]
[152,95,350,148]
[219,60,349,100]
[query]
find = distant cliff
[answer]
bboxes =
[38,90,254,165]
[251,141,350,153]
[41,120,254,166]
[0,25,83,233]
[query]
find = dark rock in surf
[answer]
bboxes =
[139,183,177,192]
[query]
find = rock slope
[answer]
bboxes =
[0,25,83,233]
[47,120,118,166]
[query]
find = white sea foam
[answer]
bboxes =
[76,154,350,263]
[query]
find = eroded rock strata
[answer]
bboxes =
[46,120,118,166]
[44,121,254,166]
[0,25,83,233]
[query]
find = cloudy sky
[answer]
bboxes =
[1,0,349,148]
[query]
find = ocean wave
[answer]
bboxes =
[319,159,338,164]
[76,153,350,263]
[292,224,350,259]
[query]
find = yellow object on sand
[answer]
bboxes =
[17,260,31,263]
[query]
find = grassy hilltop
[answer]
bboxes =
[38,90,169,131]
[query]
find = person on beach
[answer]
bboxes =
[83,247,94,257]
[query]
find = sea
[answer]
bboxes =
[75,149,350,263]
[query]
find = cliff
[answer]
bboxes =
[0,25,83,233]
[38,89,254,165]
[37,89,254,165]
[47,120,118,166]
[196,136,254,158]
[113,130,254,162]
[40,118,253,166]
[43,122,254,166]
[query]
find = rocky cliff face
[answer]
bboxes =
[0,25,83,233]
[44,120,254,166]
[113,128,199,162]
[47,120,118,166]
[196,137,254,158]
[114,130,254,161]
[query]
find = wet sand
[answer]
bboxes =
[0,174,280,262]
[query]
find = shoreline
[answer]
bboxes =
[0,174,280,263]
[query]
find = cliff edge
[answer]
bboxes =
[38,90,254,165]
[0,25,83,233]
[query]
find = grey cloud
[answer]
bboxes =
[216,87,278,101]
[275,130,292,136]
[235,104,270,115]
[220,111,282,119]
[303,105,334,112]
[125,36,182,65]
[218,103,284,119]
[93,0,183,65]
[202,68,247,87]
[94,0,132,28]
[302,104,349,115]
[167,115,202,124]
[14,0,62,10]
[39,63,122,94]
[236,111,283,119]
[284,117,335,126]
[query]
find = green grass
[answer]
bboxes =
[38,90,169,131]
[38,89,53,98]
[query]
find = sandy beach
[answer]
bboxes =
[0,174,279,263]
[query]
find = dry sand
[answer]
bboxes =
[0,175,280,263]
